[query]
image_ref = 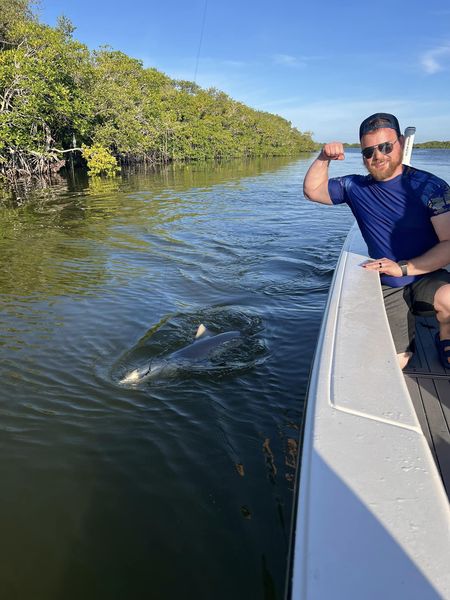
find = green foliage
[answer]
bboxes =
[0,3,316,178]
[414,141,450,149]
[344,141,450,150]
[0,16,93,175]
[0,0,37,45]
[81,143,120,177]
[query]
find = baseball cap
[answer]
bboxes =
[359,113,401,139]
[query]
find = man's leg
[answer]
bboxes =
[434,283,450,365]
[410,271,450,367]
[382,285,415,369]
[397,351,413,370]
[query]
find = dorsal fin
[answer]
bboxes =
[195,323,210,339]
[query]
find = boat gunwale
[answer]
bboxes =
[286,223,450,600]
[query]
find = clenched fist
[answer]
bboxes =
[319,142,345,161]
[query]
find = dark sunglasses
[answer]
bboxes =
[361,138,399,159]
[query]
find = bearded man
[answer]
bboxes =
[303,112,450,369]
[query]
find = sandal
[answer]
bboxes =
[435,332,450,370]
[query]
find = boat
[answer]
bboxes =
[286,137,450,598]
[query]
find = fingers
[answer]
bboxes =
[362,258,402,277]
[320,142,345,161]
[362,258,389,270]
[362,259,384,271]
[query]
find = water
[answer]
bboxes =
[0,150,448,599]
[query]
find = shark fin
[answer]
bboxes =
[195,323,211,339]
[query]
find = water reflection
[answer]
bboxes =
[0,157,304,298]
[0,154,348,599]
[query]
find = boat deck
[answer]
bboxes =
[404,316,450,498]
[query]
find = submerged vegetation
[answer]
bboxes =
[0,0,316,179]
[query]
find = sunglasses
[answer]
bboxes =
[361,138,399,159]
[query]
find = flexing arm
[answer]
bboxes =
[303,142,345,205]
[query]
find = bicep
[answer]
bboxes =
[303,182,334,205]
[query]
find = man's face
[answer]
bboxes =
[360,128,404,181]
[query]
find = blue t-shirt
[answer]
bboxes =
[328,166,450,287]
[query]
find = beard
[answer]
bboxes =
[364,154,403,181]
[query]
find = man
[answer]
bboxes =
[303,112,450,369]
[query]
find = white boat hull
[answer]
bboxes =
[288,224,450,599]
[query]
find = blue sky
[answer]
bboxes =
[38,0,450,143]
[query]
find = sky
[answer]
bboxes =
[37,0,450,143]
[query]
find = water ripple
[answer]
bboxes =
[0,155,373,599]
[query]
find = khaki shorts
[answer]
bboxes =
[382,269,450,354]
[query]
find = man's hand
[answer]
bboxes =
[319,142,345,161]
[362,258,403,277]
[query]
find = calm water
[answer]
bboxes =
[0,150,448,599]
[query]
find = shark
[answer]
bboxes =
[119,324,241,384]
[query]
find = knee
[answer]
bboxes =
[434,284,450,313]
